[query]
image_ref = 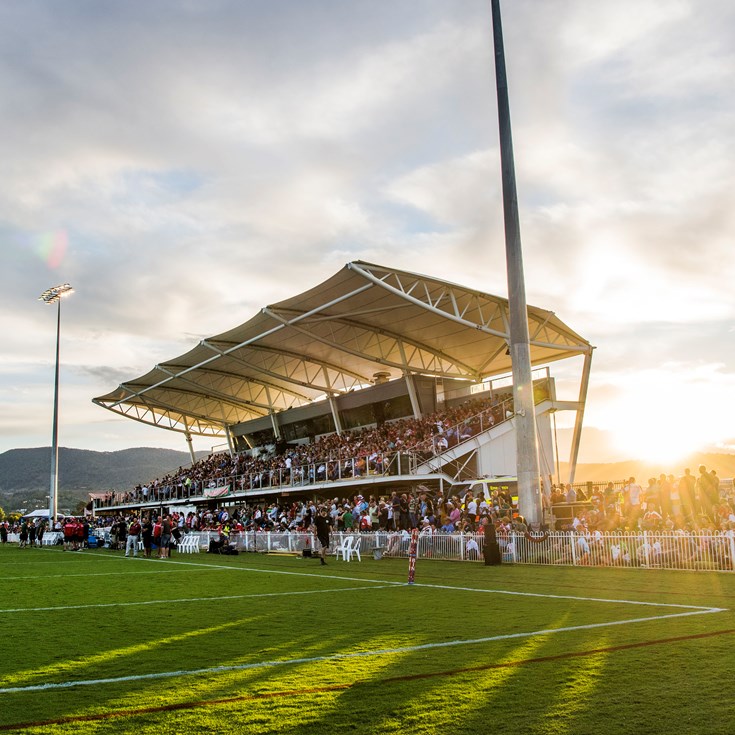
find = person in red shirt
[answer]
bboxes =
[152,518,162,555]
[63,518,76,551]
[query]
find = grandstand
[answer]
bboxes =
[93,262,593,513]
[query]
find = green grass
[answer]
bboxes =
[1,545,734,734]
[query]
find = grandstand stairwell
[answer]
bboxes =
[413,399,557,482]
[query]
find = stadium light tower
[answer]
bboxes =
[38,283,74,528]
[490,0,543,526]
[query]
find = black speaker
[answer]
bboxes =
[302,548,312,557]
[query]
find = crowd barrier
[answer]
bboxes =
[5,529,734,572]
[186,529,735,571]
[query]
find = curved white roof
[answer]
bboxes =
[93,261,592,437]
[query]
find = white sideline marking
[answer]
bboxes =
[0,607,724,694]
[103,553,723,612]
[410,582,722,611]
[20,550,727,613]
[3,570,189,581]
[0,558,97,565]
[0,585,392,614]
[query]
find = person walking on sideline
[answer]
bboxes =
[126,516,141,557]
[314,506,332,566]
[159,514,172,559]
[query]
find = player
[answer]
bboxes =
[313,506,332,566]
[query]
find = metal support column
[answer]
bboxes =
[567,351,593,484]
[328,395,343,435]
[404,373,422,419]
[264,386,282,440]
[184,431,196,465]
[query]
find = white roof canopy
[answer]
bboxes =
[93,261,592,438]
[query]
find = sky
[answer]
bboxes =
[1,0,733,466]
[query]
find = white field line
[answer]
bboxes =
[0,585,393,614]
[3,570,192,581]
[411,582,724,611]
[0,607,724,694]
[0,558,97,565]
[102,553,725,613]
[18,549,728,613]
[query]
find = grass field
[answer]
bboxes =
[1,544,734,734]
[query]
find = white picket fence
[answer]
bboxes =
[187,529,735,571]
[6,529,735,572]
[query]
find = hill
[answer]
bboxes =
[561,452,735,485]
[0,446,200,514]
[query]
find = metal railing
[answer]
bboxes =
[405,396,515,457]
[94,401,519,511]
[164,529,735,572]
[92,450,425,509]
[8,528,733,572]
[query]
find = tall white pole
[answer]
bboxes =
[50,298,62,526]
[39,283,74,528]
[490,0,543,526]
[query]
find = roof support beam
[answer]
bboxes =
[263,307,468,380]
[94,396,225,436]
[199,343,354,396]
[167,359,312,404]
[264,385,282,440]
[113,380,270,417]
[567,350,593,484]
[349,262,511,339]
[265,307,479,379]
[154,365,288,413]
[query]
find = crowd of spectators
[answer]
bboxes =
[6,391,734,559]
[4,466,733,557]
[4,466,735,573]
[549,465,735,534]
[96,393,513,508]
[71,462,735,547]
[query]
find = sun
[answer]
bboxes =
[611,421,693,466]
[598,365,733,467]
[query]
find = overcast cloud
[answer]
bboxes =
[1,0,733,463]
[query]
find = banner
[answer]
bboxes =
[204,485,230,498]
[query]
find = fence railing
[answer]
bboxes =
[92,450,426,509]
[404,396,515,457]
[176,529,735,572]
[7,528,734,572]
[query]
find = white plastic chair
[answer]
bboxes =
[184,535,201,553]
[346,535,362,562]
[334,535,353,561]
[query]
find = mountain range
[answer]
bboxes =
[0,447,198,514]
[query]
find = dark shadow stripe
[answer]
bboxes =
[3,627,734,731]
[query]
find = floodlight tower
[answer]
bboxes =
[491,0,543,526]
[38,283,74,528]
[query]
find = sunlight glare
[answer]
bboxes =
[600,364,734,465]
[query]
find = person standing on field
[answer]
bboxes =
[159,514,172,559]
[126,515,141,557]
[141,515,153,557]
[313,506,332,566]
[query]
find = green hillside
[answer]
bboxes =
[0,446,199,514]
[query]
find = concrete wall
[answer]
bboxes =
[476,411,555,480]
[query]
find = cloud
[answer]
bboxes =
[0,0,733,461]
